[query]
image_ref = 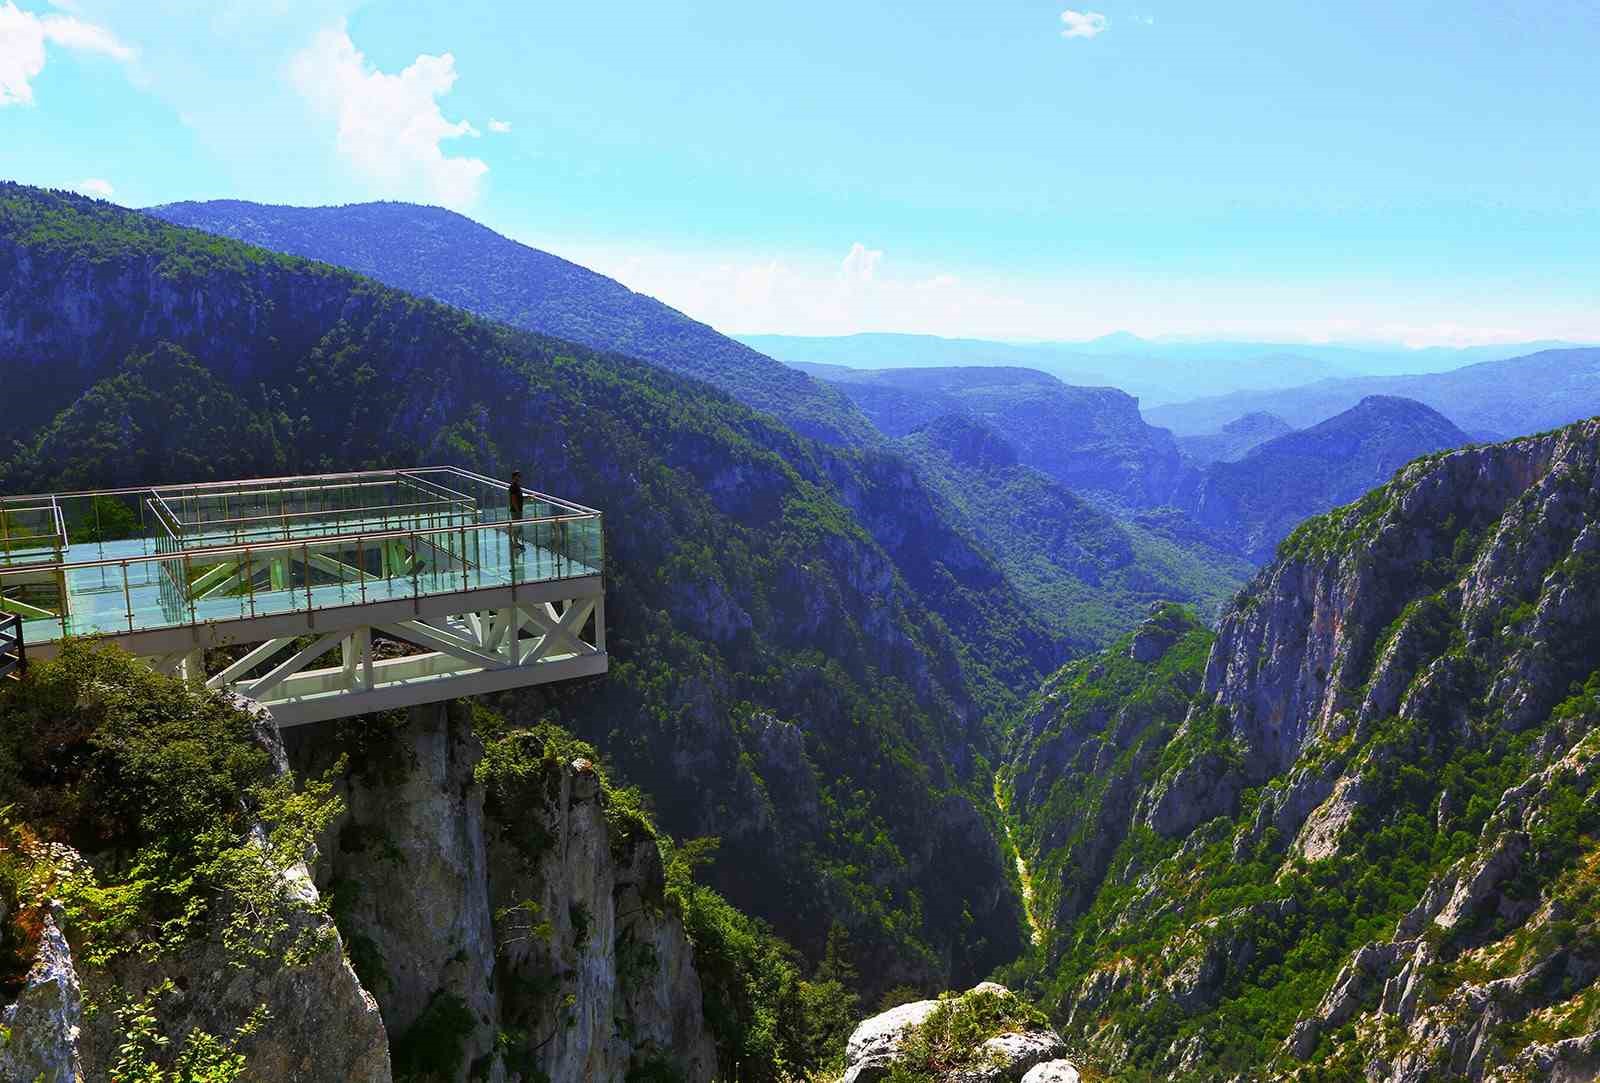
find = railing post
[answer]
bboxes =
[410,532,420,609]
[122,560,134,632]
[184,553,196,626]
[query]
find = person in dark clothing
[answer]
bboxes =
[508,470,525,551]
[508,471,525,520]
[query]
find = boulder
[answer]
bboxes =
[839,983,1078,1083]
[1021,1061,1082,1083]
[842,996,944,1082]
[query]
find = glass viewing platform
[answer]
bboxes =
[0,467,607,725]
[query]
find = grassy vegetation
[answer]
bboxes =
[883,985,1052,1082]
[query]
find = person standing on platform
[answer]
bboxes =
[508,470,525,552]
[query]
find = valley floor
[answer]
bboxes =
[994,774,1044,947]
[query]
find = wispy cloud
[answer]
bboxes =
[487,117,511,133]
[0,0,132,106]
[1059,9,1109,39]
[73,177,113,197]
[289,22,488,208]
[839,242,883,285]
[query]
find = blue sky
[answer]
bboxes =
[2,0,1597,344]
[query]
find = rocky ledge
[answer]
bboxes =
[839,982,1082,1083]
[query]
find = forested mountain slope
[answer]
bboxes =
[1148,347,1600,439]
[1179,395,1472,562]
[1000,416,1600,1080]
[0,183,1043,993]
[804,364,1186,507]
[897,415,1252,645]
[145,198,875,447]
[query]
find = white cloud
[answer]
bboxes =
[1059,9,1109,39]
[0,0,132,106]
[839,242,883,285]
[523,235,1600,349]
[487,117,511,133]
[289,22,488,208]
[73,176,113,197]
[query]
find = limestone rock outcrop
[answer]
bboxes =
[0,904,84,1083]
[838,982,1078,1083]
[286,701,717,1082]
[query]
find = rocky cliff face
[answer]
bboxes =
[284,702,718,1083]
[1001,418,1600,1079]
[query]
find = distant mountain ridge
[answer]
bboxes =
[1147,347,1600,438]
[743,331,1580,407]
[146,199,875,446]
[801,364,1186,507]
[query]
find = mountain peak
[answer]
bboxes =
[1086,331,1148,350]
[1323,394,1468,439]
[1220,411,1293,437]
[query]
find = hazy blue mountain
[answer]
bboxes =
[770,335,1114,384]
[146,199,876,446]
[743,332,1579,406]
[802,365,1186,506]
[1182,395,1472,561]
[1146,347,1600,438]
[1176,411,1295,464]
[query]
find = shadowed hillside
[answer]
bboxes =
[147,199,876,447]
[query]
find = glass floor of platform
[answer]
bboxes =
[19,530,597,643]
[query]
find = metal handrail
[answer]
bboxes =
[152,491,185,537]
[0,509,599,575]
[162,498,477,533]
[6,466,568,503]
[398,470,478,505]
[431,465,604,516]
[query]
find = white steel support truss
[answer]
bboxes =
[26,570,608,725]
[215,596,604,725]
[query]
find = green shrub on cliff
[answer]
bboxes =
[0,641,342,1072]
